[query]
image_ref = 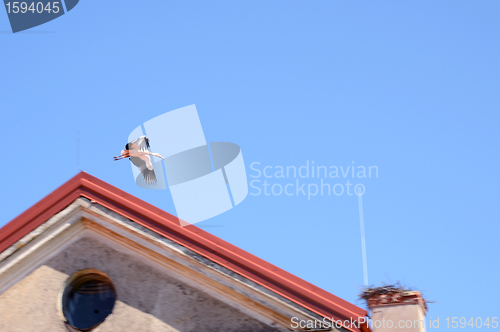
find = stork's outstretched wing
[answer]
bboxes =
[129,136,151,152]
[130,156,157,185]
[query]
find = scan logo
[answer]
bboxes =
[128,105,248,226]
[3,0,78,33]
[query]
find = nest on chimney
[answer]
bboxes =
[359,282,430,310]
[359,282,413,299]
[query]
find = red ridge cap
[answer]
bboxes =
[0,172,367,330]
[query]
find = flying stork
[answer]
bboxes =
[114,136,165,185]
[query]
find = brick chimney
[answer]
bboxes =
[363,288,427,332]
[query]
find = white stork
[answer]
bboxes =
[114,136,165,185]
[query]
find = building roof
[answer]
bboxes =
[0,172,367,331]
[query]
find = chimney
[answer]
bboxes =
[362,286,427,332]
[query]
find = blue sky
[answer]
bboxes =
[1,0,499,329]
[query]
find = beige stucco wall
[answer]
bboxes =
[370,304,426,332]
[0,237,280,332]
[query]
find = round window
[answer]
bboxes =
[62,270,116,331]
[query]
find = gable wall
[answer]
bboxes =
[0,236,281,332]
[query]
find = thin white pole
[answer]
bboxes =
[77,130,81,170]
[357,191,368,287]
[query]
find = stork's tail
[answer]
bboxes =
[142,168,157,185]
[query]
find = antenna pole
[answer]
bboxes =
[77,130,81,170]
[357,190,369,287]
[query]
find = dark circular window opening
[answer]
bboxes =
[62,270,116,331]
